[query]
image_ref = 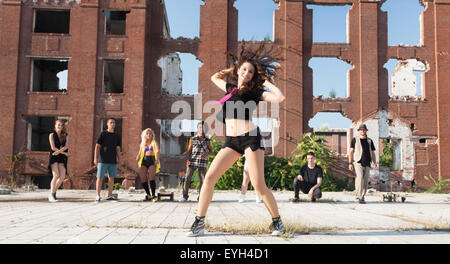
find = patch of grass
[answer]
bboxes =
[81,218,97,228]
[205,219,334,238]
[395,217,450,231]
[81,216,149,229]
[104,219,148,229]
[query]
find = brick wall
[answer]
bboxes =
[0,0,448,189]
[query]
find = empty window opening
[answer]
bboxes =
[156,119,186,156]
[385,59,426,97]
[306,4,351,43]
[234,0,278,41]
[309,58,351,98]
[103,60,124,93]
[381,0,424,46]
[309,112,352,156]
[31,59,68,92]
[157,52,202,95]
[34,9,70,34]
[419,138,426,144]
[163,0,202,39]
[26,116,70,151]
[104,10,130,35]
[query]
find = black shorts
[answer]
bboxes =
[142,155,155,168]
[223,128,264,155]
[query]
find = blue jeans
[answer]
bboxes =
[96,163,117,178]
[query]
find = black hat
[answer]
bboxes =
[357,124,368,131]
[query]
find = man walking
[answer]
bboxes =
[94,118,122,202]
[180,121,212,202]
[348,124,377,204]
[291,152,323,203]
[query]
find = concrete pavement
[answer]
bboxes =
[0,188,449,244]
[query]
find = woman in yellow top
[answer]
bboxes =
[136,128,160,202]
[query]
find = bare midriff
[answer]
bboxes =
[225,118,257,137]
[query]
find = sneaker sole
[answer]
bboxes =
[187,229,204,237]
[271,230,284,236]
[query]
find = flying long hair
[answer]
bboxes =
[224,41,283,96]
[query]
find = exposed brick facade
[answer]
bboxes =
[0,0,448,189]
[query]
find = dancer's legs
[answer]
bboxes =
[244,148,279,218]
[196,148,241,217]
[240,164,250,195]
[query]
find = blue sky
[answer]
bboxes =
[163,0,424,130]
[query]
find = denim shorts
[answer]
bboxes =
[96,163,117,178]
[223,128,264,155]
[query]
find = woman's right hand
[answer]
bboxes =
[217,67,234,78]
[222,67,234,74]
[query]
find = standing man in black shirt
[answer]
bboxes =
[291,152,323,203]
[349,124,377,204]
[94,118,122,202]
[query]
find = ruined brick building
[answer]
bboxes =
[0,0,448,190]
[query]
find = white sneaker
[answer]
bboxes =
[95,195,101,202]
[179,197,187,202]
[186,216,205,237]
[255,196,262,203]
[48,194,57,203]
[238,194,245,203]
[270,218,285,236]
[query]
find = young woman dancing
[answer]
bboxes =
[187,43,286,236]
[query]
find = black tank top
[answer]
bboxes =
[217,83,264,123]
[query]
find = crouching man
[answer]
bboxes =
[292,152,322,202]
